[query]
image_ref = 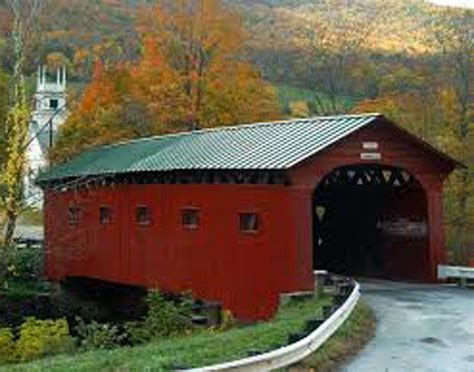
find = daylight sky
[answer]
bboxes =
[428,0,474,8]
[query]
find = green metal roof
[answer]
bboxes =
[38,113,383,183]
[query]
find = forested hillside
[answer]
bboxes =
[0,0,464,84]
[0,0,469,115]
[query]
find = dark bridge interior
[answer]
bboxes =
[313,164,430,280]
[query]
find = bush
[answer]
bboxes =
[15,317,74,362]
[126,290,193,345]
[74,317,126,352]
[7,245,43,283]
[0,328,15,364]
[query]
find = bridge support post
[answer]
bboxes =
[426,185,445,282]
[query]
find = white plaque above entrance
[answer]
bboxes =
[360,153,382,161]
[362,142,379,150]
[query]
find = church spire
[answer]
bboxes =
[26,63,69,207]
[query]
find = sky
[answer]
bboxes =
[428,0,474,8]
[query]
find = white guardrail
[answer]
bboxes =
[185,280,361,372]
[438,265,474,280]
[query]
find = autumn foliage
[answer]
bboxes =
[52,0,281,163]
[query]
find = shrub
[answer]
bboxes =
[124,321,149,345]
[7,245,43,283]
[126,290,193,345]
[15,317,74,362]
[0,328,15,364]
[74,317,126,352]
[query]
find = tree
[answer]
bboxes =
[0,68,8,167]
[0,0,143,80]
[293,0,378,114]
[51,62,153,163]
[53,0,281,163]
[428,7,474,262]
[136,0,280,129]
[352,89,443,143]
[0,0,42,284]
[0,68,8,245]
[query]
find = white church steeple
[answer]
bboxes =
[24,65,68,208]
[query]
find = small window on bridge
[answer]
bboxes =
[68,206,81,226]
[136,206,151,226]
[239,213,259,233]
[99,206,113,225]
[182,208,199,230]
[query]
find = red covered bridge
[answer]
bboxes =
[37,114,460,320]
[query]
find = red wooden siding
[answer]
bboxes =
[43,119,455,320]
[45,185,297,320]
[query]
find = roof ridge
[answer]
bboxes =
[95,113,382,151]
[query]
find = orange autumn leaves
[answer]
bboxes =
[52,0,281,163]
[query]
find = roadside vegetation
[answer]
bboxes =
[0,293,332,371]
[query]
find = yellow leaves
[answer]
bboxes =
[73,48,89,65]
[15,317,73,362]
[289,101,310,118]
[46,52,70,69]
[1,91,30,245]
[141,0,246,72]
[197,60,280,128]
[0,328,15,364]
[249,0,449,57]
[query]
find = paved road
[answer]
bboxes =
[344,280,474,372]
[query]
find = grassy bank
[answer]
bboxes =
[289,301,376,371]
[4,295,332,371]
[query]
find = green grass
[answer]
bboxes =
[3,295,331,371]
[289,301,376,371]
